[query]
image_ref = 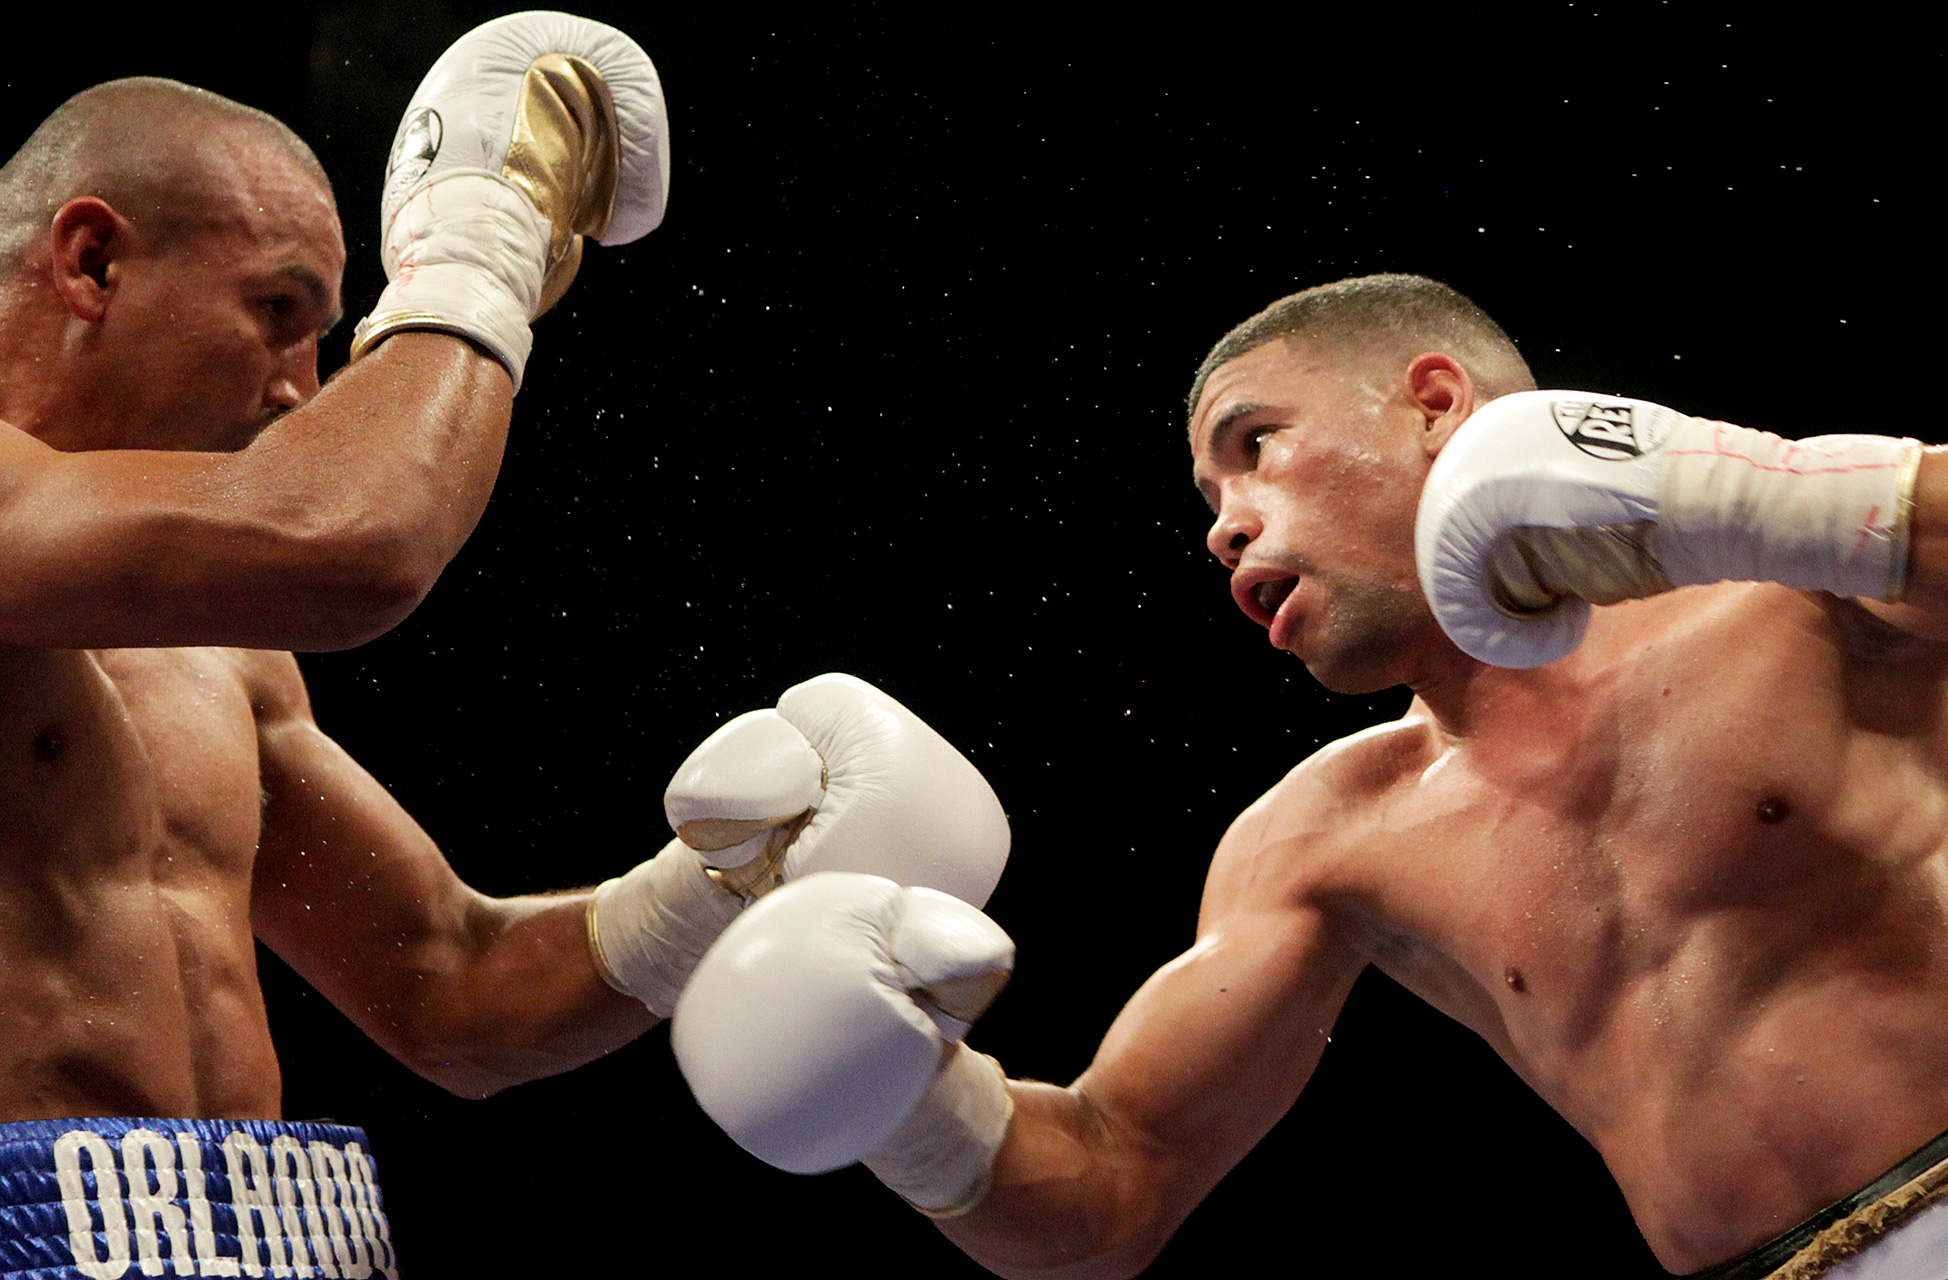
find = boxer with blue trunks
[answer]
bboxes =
[0,11,1010,1272]
[0,12,673,1269]
[1,1119,394,1279]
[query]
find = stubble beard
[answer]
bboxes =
[1295,575,1432,696]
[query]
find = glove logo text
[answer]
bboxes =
[381,107,444,214]
[1552,401,1648,461]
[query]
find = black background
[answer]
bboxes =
[5,5,1935,1276]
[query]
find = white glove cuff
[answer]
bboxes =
[350,172,550,389]
[1656,417,1923,602]
[864,1044,1012,1218]
[588,839,744,1016]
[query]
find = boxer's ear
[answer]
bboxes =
[48,197,128,323]
[1405,352,1475,457]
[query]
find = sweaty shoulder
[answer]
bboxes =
[1201,712,1434,919]
[218,648,313,727]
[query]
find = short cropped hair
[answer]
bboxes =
[0,77,329,275]
[1187,274,1535,418]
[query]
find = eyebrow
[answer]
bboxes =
[1204,401,1273,460]
[1192,400,1276,512]
[277,264,345,337]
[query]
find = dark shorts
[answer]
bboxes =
[1687,1126,1948,1279]
[0,1116,398,1278]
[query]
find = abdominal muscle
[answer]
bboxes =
[0,644,286,1122]
[1506,887,1948,1270]
[0,880,283,1122]
[1321,588,1948,1271]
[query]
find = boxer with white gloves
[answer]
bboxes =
[712,275,1948,1280]
[586,674,1011,1016]
[350,10,670,389]
[0,13,719,1269]
[1416,391,1924,667]
[671,873,1016,1215]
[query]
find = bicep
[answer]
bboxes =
[1,330,516,650]
[248,657,649,1092]
[1078,902,1364,1224]
[248,662,483,1050]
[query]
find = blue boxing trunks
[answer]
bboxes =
[0,1117,397,1278]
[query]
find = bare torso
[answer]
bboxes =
[1264,583,1948,1270]
[0,643,284,1121]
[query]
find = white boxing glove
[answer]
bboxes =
[665,673,1011,905]
[349,10,670,388]
[1416,391,1924,668]
[586,674,1010,1015]
[672,873,1015,1215]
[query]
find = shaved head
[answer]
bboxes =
[1188,274,1535,419]
[0,77,331,275]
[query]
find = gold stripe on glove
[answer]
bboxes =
[505,52,621,317]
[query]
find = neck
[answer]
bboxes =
[1404,638,1586,747]
[0,276,109,448]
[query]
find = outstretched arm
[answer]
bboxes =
[936,870,1365,1278]
[243,649,655,1097]
[668,767,1367,1280]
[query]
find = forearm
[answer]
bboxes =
[239,333,514,600]
[1,334,513,651]
[928,919,1354,1279]
[397,889,657,1099]
[155,333,512,650]
[935,1080,1171,1280]
[1875,446,1948,639]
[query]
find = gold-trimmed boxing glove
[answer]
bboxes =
[349,10,670,389]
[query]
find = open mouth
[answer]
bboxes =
[1254,577,1298,620]
[1233,572,1301,629]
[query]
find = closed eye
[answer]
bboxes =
[254,265,343,339]
[257,291,314,340]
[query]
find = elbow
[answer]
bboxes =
[951,1221,1167,1280]
[351,1013,511,1100]
[136,502,451,651]
[294,568,436,652]
[386,1028,529,1101]
[391,1028,603,1098]
[410,1056,520,1102]
[275,523,448,651]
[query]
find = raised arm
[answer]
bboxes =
[1862,448,1948,640]
[1413,373,1948,665]
[0,335,511,652]
[0,13,669,654]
